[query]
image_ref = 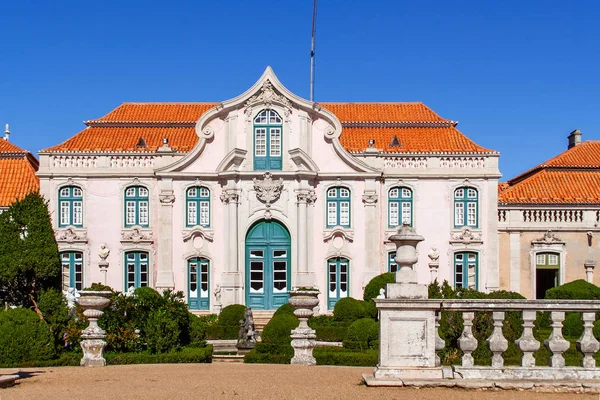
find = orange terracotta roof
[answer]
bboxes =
[43,102,494,154]
[44,127,198,153]
[499,170,600,204]
[540,141,600,168]
[0,140,39,207]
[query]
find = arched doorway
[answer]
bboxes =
[245,219,291,309]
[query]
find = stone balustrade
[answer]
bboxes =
[375,298,600,381]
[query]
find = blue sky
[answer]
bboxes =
[0,0,598,179]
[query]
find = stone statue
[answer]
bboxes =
[428,246,440,262]
[98,244,110,261]
[63,287,80,309]
[124,286,135,297]
[214,284,222,304]
[377,287,386,299]
[236,307,257,354]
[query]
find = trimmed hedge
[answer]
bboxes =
[333,298,369,322]
[244,304,299,364]
[211,304,246,340]
[314,326,348,342]
[545,279,600,300]
[106,346,213,365]
[343,318,379,351]
[363,272,395,301]
[0,308,56,365]
[314,347,378,366]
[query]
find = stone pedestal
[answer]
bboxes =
[77,291,111,367]
[288,289,319,365]
[584,260,595,283]
[99,261,108,285]
[428,261,439,283]
[373,225,442,380]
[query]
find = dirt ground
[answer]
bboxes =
[0,364,596,400]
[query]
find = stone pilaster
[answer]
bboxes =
[155,185,175,291]
[220,189,242,305]
[295,189,317,288]
[362,188,379,286]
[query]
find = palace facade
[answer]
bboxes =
[37,67,501,311]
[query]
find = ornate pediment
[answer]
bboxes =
[56,227,88,244]
[120,227,153,244]
[323,227,355,243]
[450,228,483,244]
[532,230,565,245]
[182,227,214,242]
[244,79,292,120]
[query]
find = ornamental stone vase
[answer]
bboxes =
[76,290,112,367]
[288,289,320,366]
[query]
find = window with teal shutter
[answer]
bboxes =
[454,187,478,228]
[59,186,83,227]
[124,251,149,290]
[124,186,149,227]
[454,252,478,290]
[327,257,349,309]
[61,252,83,290]
[186,187,210,227]
[388,187,412,228]
[253,109,282,170]
[326,187,351,228]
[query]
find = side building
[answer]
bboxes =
[0,127,40,213]
[498,130,600,298]
[38,67,500,312]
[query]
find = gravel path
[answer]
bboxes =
[0,364,595,400]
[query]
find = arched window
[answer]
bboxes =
[326,187,351,228]
[388,251,398,272]
[535,252,560,299]
[389,187,412,227]
[327,257,349,309]
[454,252,477,289]
[186,187,210,227]
[59,186,83,227]
[124,251,149,290]
[61,251,83,290]
[188,257,210,310]
[124,186,149,227]
[253,109,283,170]
[454,187,478,228]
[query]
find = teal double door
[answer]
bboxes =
[245,220,290,310]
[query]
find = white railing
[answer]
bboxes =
[498,210,507,222]
[52,155,99,168]
[382,157,428,169]
[440,157,486,169]
[522,209,584,223]
[109,156,155,168]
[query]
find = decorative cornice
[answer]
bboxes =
[323,227,355,243]
[120,227,153,244]
[220,190,240,204]
[56,227,88,244]
[159,191,176,205]
[297,190,317,205]
[244,80,292,114]
[182,227,214,242]
[450,228,483,244]
[531,230,565,245]
[362,190,378,205]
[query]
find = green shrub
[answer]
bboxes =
[362,300,378,319]
[343,318,379,351]
[189,314,217,346]
[314,347,378,366]
[261,314,299,344]
[273,303,295,317]
[545,279,600,300]
[214,304,246,339]
[333,297,368,322]
[0,308,56,365]
[85,283,113,292]
[105,346,213,365]
[244,311,299,364]
[314,326,348,342]
[37,288,71,350]
[363,272,394,301]
[145,308,181,353]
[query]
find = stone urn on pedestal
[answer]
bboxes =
[76,291,112,367]
[288,288,320,366]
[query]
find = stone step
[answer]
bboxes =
[251,310,276,333]
[207,339,238,353]
[212,354,245,363]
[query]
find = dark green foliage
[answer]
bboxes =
[273,302,295,317]
[260,314,299,344]
[86,282,113,291]
[545,279,600,300]
[0,308,56,364]
[0,193,61,307]
[333,297,369,322]
[189,314,217,347]
[363,272,394,301]
[145,308,181,353]
[343,318,379,351]
[314,347,378,366]
[211,304,246,339]
[308,314,349,341]
[37,288,71,350]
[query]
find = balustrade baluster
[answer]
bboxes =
[458,312,478,367]
[434,311,444,367]
[544,311,570,367]
[486,311,508,367]
[515,310,539,367]
[576,312,600,368]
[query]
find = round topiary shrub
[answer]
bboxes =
[145,308,181,353]
[333,297,368,322]
[37,288,71,350]
[273,303,295,318]
[261,314,299,344]
[343,318,379,351]
[216,304,246,339]
[0,308,56,365]
[363,272,394,301]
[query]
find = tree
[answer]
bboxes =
[0,193,60,306]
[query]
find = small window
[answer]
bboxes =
[186,186,210,227]
[61,251,83,290]
[124,186,149,227]
[389,187,412,228]
[125,251,149,290]
[326,187,351,228]
[253,109,283,170]
[454,186,478,228]
[327,257,349,309]
[454,252,477,290]
[58,186,84,227]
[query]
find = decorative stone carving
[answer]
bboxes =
[486,311,508,367]
[120,227,153,244]
[532,230,564,244]
[459,312,478,367]
[322,227,354,243]
[297,190,317,205]
[434,311,444,367]
[383,157,428,169]
[515,310,540,367]
[236,307,258,355]
[288,289,320,365]
[577,312,600,368]
[428,247,439,262]
[362,191,378,205]
[450,228,483,244]
[584,260,596,283]
[56,227,88,244]
[63,287,80,309]
[253,172,284,205]
[98,244,110,261]
[182,227,214,242]
[220,190,239,204]
[244,80,292,117]
[159,191,175,205]
[77,291,111,367]
[544,311,570,367]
